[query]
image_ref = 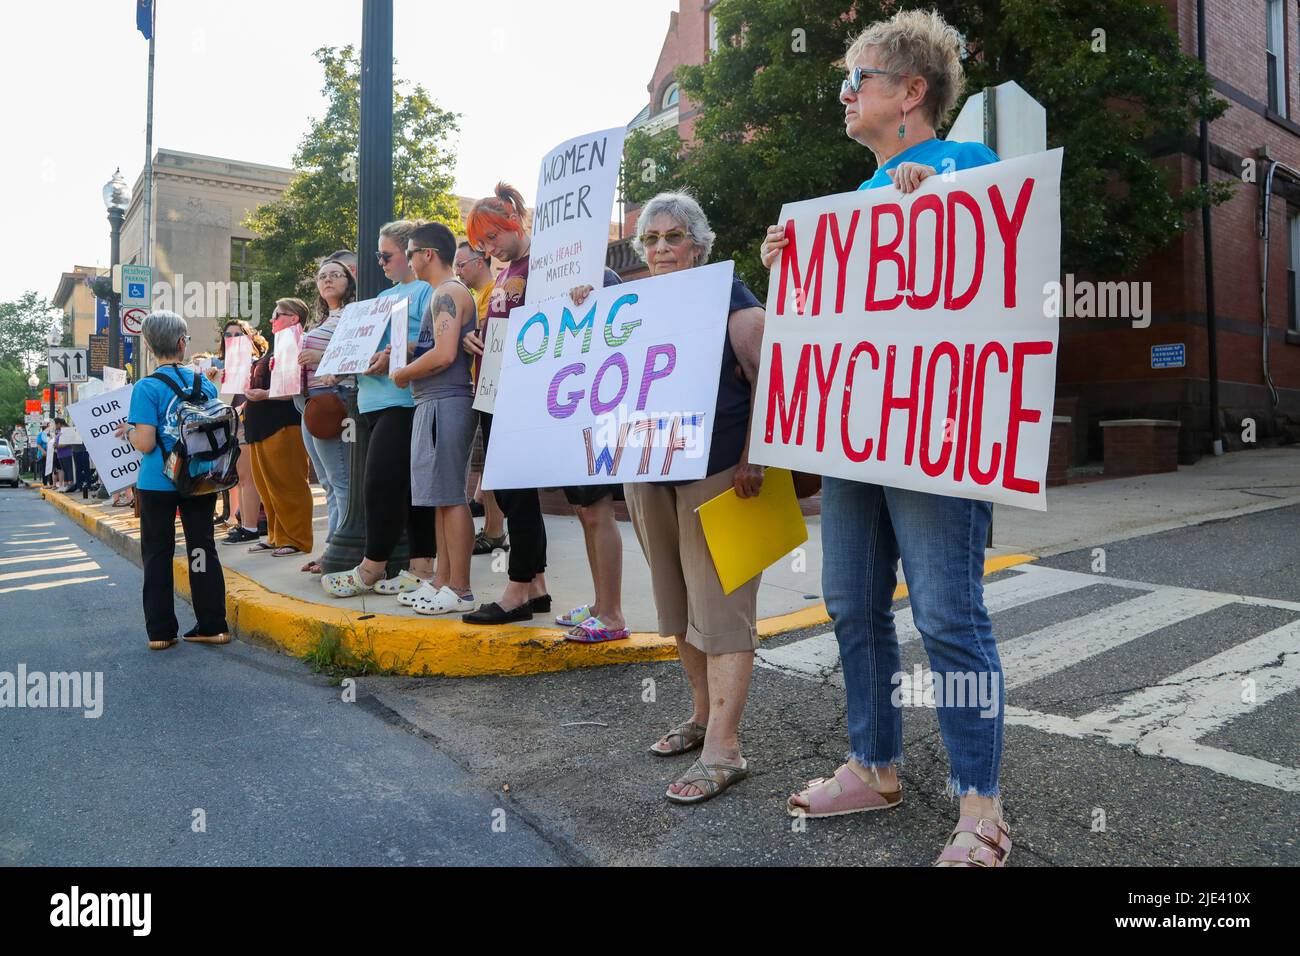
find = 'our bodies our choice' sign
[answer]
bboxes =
[483,261,734,490]
[315,297,399,377]
[526,126,626,306]
[66,385,140,493]
[751,149,1062,511]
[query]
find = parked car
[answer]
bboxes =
[0,443,19,487]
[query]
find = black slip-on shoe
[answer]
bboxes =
[462,602,533,625]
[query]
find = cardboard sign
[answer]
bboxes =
[386,297,410,378]
[315,297,397,377]
[526,126,626,306]
[269,323,304,398]
[750,149,1063,511]
[66,385,141,493]
[219,335,253,398]
[482,261,734,490]
[472,316,509,414]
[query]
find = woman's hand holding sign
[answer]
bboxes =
[760,224,789,269]
[365,346,391,376]
[888,161,937,193]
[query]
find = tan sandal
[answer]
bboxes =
[183,632,231,645]
[934,816,1012,867]
[648,719,707,757]
[665,757,749,805]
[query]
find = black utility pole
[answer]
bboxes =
[1197,0,1223,456]
[320,0,395,574]
[108,207,124,371]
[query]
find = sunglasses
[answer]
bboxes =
[639,229,690,249]
[406,246,433,258]
[375,250,406,264]
[272,311,300,320]
[841,66,900,96]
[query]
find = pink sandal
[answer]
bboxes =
[934,816,1012,867]
[786,764,903,818]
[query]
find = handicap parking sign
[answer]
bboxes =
[127,282,145,299]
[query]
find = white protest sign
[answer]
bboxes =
[269,324,304,398]
[103,366,127,390]
[219,334,253,398]
[386,297,410,378]
[750,149,1063,511]
[472,316,508,414]
[483,261,734,490]
[315,297,396,377]
[66,385,141,493]
[526,125,626,306]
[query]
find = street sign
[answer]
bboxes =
[89,334,109,375]
[1151,343,1186,369]
[95,297,110,335]
[122,307,146,336]
[48,347,90,384]
[121,264,152,311]
[25,399,41,413]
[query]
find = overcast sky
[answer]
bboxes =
[2,0,679,305]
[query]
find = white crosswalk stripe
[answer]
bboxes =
[758,563,1300,792]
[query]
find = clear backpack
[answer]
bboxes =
[151,369,241,497]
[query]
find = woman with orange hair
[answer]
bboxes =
[460,183,551,624]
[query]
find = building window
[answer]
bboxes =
[231,237,255,283]
[662,82,680,110]
[1267,0,1287,116]
[1290,210,1300,331]
[709,12,719,53]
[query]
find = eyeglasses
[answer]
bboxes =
[375,250,405,264]
[223,330,243,338]
[316,270,347,281]
[639,229,690,249]
[841,66,899,96]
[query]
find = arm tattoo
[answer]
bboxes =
[434,292,458,322]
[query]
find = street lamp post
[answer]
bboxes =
[26,373,39,474]
[103,168,131,371]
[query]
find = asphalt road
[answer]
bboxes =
[0,486,567,866]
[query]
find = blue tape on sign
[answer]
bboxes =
[1151,343,1185,369]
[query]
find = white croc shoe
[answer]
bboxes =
[374,569,426,596]
[413,586,477,616]
[398,580,439,608]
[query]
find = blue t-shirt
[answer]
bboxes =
[128,364,219,492]
[859,138,999,191]
[357,279,434,414]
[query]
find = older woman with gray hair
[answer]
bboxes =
[624,191,766,805]
[761,8,1012,867]
[117,310,229,651]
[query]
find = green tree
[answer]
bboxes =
[625,0,1229,290]
[0,291,59,373]
[244,46,461,327]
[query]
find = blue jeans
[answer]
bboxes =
[821,477,1003,797]
[295,393,351,543]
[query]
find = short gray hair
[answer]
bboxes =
[632,192,715,266]
[142,309,189,359]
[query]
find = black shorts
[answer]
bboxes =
[562,484,616,507]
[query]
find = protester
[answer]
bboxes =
[242,298,315,558]
[213,319,268,544]
[623,191,766,805]
[461,183,550,623]
[53,418,76,491]
[117,310,228,650]
[760,8,1010,867]
[453,240,506,553]
[391,222,478,615]
[295,254,358,572]
[320,220,436,599]
[557,267,632,644]
[36,422,54,486]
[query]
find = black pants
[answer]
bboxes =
[363,406,436,563]
[138,489,228,641]
[479,411,547,583]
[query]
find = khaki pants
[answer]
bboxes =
[625,466,760,655]
[248,426,314,552]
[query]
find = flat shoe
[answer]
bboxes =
[529,594,552,614]
[183,632,231,645]
[462,601,533,625]
[148,638,178,651]
[787,764,902,818]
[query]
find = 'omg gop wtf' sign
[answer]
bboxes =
[483,262,734,490]
[751,149,1063,510]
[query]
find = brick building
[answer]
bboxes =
[616,0,1300,464]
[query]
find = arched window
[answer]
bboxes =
[661,82,679,110]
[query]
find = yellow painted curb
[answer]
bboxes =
[37,486,1036,678]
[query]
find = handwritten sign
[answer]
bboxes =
[66,385,140,493]
[219,335,253,398]
[269,323,304,398]
[472,316,509,414]
[750,149,1063,511]
[386,297,410,378]
[315,297,395,377]
[526,126,626,306]
[483,261,734,490]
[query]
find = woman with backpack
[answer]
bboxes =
[118,310,230,651]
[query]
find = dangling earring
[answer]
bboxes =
[898,110,907,140]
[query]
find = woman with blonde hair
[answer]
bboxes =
[761,8,1011,867]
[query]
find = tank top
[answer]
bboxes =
[412,277,476,402]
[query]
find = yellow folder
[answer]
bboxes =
[697,467,809,595]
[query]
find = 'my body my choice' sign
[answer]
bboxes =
[751,149,1062,510]
[484,262,734,490]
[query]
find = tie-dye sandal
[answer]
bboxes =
[565,617,630,643]
[556,604,594,627]
[321,565,376,598]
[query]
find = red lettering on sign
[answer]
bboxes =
[776,215,829,316]
[968,342,1008,485]
[829,211,860,314]
[988,178,1035,308]
[945,190,984,310]
[1003,340,1053,494]
[812,343,842,452]
[919,341,960,478]
[906,194,944,310]
[865,204,905,312]
[878,345,922,465]
[764,342,811,445]
[841,342,878,462]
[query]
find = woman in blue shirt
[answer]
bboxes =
[321,220,436,598]
[760,9,1010,867]
[118,310,230,651]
